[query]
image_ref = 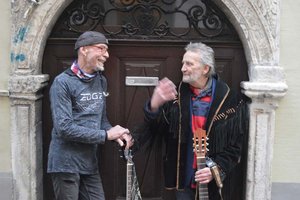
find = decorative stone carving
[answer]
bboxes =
[11,0,41,19]
[11,0,73,74]
[251,0,279,38]
[8,74,49,95]
[213,0,279,65]
[11,0,39,71]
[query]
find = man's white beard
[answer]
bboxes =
[182,75,192,83]
[99,65,105,71]
[96,63,105,71]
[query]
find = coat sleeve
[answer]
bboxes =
[131,100,169,152]
[209,98,249,176]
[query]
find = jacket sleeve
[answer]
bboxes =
[131,100,167,152]
[210,98,249,176]
[50,77,107,144]
[100,105,112,131]
[100,77,112,131]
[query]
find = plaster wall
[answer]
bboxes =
[273,0,300,182]
[0,1,13,199]
[0,0,12,172]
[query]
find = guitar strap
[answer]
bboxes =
[210,165,223,200]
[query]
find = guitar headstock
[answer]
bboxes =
[193,128,208,158]
[123,149,133,163]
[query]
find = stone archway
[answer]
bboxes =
[9,0,287,200]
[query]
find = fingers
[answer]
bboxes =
[195,168,213,184]
[107,125,134,149]
[115,138,124,147]
[150,78,177,111]
[107,125,130,141]
[121,133,134,149]
[158,78,177,99]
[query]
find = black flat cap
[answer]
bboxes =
[74,31,108,50]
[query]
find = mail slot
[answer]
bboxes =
[125,76,159,86]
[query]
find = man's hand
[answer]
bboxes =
[150,78,177,112]
[106,125,134,149]
[119,132,134,149]
[195,167,213,184]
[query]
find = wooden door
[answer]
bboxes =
[42,40,248,200]
[42,0,250,199]
[100,43,184,200]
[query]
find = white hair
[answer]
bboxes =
[185,42,216,77]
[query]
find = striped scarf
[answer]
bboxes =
[70,60,96,81]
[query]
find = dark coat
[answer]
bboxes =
[138,78,249,200]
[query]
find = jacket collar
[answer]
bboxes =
[178,77,230,136]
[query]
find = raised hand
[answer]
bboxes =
[150,77,177,112]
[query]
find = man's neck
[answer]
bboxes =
[77,58,93,74]
[191,77,209,90]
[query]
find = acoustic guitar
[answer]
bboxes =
[193,128,209,200]
[123,149,142,200]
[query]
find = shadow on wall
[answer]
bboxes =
[272,183,300,200]
[0,173,12,200]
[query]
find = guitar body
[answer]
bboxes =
[194,128,209,200]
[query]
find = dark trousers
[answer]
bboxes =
[175,187,196,200]
[51,172,105,200]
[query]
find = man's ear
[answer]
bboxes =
[203,65,211,76]
[79,47,88,56]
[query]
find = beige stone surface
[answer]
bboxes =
[273,0,300,182]
[0,0,11,172]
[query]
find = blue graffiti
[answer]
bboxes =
[16,54,26,62]
[11,53,26,62]
[14,27,28,44]
[10,53,14,63]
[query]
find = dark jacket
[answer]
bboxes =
[142,78,249,200]
[47,68,111,174]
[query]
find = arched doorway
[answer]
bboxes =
[42,0,248,199]
[9,0,288,199]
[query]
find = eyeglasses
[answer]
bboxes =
[91,45,109,54]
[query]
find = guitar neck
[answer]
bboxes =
[126,161,133,200]
[197,156,209,200]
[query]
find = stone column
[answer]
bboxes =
[241,66,288,200]
[8,74,49,200]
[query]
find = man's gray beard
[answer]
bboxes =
[182,76,191,83]
[96,63,105,71]
[99,65,105,71]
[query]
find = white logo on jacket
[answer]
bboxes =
[80,92,106,101]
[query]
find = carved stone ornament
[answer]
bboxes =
[212,0,279,65]
[8,74,49,94]
[11,0,41,19]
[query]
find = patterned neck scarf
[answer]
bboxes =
[71,60,97,81]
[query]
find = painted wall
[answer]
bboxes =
[0,0,11,172]
[272,0,300,183]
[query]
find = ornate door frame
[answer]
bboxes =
[9,0,287,200]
